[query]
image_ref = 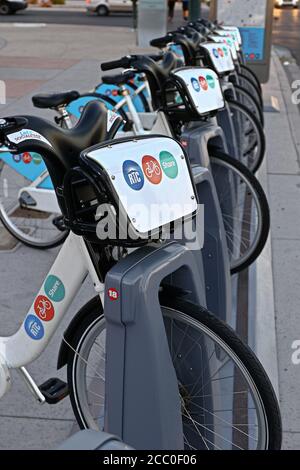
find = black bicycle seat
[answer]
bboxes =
[32,90,80,109]
[102,71,136,86]
[6,100,109,188]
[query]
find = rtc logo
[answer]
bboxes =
[108,288,119,301]
[199,76,208,92]
[123,160,144,191]
[213,48,219,59]
[34,295,55,322]
[24,315,44,340]
[218,48,224,58]
[22,152,32,164]
[142,155,162,185]
[191,77,200,92]
[13,154,22,164]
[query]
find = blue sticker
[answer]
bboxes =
[213,48,219,58]
[122,160,144,191]
[13,154,22,163]
[24,315,44,340]
[191,77,200,92]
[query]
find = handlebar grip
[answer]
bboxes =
[101,56,132,71]
[150,35,173,48]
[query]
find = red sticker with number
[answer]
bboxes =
[108,288,119,301]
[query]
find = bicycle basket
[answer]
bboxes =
[62,135,198,246]
[200,43,235,75]
[170,67,225,117]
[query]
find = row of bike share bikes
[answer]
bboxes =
[0,18,282,450]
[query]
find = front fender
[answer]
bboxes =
[57,296,102,369]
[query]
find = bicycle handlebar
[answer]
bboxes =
[101,56,133,71]
[150,35,173,48]
[0,117,28,146]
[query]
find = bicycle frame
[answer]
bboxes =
[0,232,102,399]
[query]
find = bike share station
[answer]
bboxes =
[0,0,282,452]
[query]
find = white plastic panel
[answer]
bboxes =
[86,137,197,234]
[215,29,240,51]
[222,26,242,46]
[201,42,235,74]
[209,35,238,61]
[172,67,225,115]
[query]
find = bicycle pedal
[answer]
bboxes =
[39,377,69,405]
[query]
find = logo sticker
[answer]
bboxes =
[213,48,219,58]
[107,110,121,133]
[159,151,178,179]
[218,48,224,58]
[199,76,208,92]
[24,315,44,340]
[34,295,55,322]
[44,275,65,302]
[142,155,162,185]
[22,152,32,164]
[108,288,119,301]
[123,160,144,191]
[223,47,228,57]
[32,153,42,165]
[191,77,200,92]
[7,129,53,148]
[206,75,215,89]
[13,154,22,163]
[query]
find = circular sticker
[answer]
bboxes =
[22,152,32,164]
[142,155,162,185]
[123,160,144,191]
[213,48,219,58]
[105,90,111,96]
[191,77,200,92]
[218,48,224,58]
[199,76,208,92]
[32,153,42,165]
[108,288,119,301]
[206,75,215,90]
[34,295,55,322]
[24,315,44,341]
[13,154,22,163]
[223,47,228,57]
[44,275,65,302]
[159,151,178,179]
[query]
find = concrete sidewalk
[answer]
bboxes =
[0,21,299,449]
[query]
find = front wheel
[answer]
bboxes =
[209,151,270,274]
[66,296,282,450]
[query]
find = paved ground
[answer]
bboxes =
[273,7,300,65]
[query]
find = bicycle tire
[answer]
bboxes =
[236,73,263,109]
[239,64,262,95]
[209,151,270,274]
[65,295,282,450]
[232,84,264,127]
[226,98,266,174]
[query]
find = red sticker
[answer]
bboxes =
[218,47,224,58]
[199,76,208,91]
[34,295,55,322]
[142,155,162,185]
[22,152,32,164]
[108,288,119,301]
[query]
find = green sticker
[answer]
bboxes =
[206,75,215,89]
[32,153,42,165]
[223,47,228,57]
[159,151,178,179]
[44,275,65,302]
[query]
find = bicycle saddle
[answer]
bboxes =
[102,70,136,86]
[3,100,110,188]
[32,90,80,109]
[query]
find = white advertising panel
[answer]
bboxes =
[86,137,197,234]
[201,43,235,74]
[209,35,238,61]
[172,67,225,115]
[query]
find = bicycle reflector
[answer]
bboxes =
[61,135,198,246]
